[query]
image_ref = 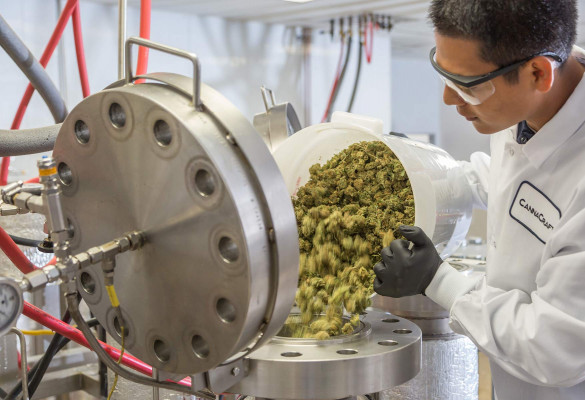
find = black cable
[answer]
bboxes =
[8,234,42,248]
[347,40,363,112]
[326,32,353,122]
[98,325,108,398]
[31,318,100,398]
[2,304,99,400]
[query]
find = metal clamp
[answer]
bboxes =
[125,37,202,110]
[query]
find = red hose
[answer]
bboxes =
[136,0,151,82]
[321,38,346,123]
[24,177,40,184]
[71,3,90,98]
[364,20,373,64]
[1,0,78,185]
[0,226,38,274]
[22,301,191,387]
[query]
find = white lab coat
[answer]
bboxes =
[425,59,585,399]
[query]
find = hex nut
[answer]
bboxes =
[42,264,61,282]
[75,252,92,269]
[26,269,49,290]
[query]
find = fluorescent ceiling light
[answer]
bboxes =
[283,0,314,3]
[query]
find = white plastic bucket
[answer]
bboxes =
[272,112,473,258]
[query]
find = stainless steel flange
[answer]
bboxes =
[51,42,299,375]
[228,310,422,399]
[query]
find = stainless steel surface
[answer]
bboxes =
[206,358,247,393]
[52,62,298,375]
[66,291,214,398]
[229,310,421,399]
[117,0,126,80]
[33,365,101,399]
[371,294,449,321]
[125,37,202,110]
[380,335,478,400]
[9,328,28,400]
[253,87,302,151]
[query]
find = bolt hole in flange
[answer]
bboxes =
[382,318,400,323]
[393,329,412,334]
[337,349,358,355]
[109,102,126,128]
[216,298,236,324]
[58,162,73,186]
[194,169,216,197]
[218,236,239,263]
[378,340,399,346]
[281,352,302,357]
[153,119,172,147]
[154,339,171,363]
[74,120,90,144]
[113,316,130,338]
[79,272,96,295]
[191,335,210,359]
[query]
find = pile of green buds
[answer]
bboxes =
[290,140,414,339]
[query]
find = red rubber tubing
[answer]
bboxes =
[0,226,38,274]
[24,177,40,184]
[0,0,78,185]
[22,301,191,387]
[364,20,373,63]
[71,3,90,98]
[136,0,151,79]
[321,38,345,123]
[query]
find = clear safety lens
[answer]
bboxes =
[440,76,495,105]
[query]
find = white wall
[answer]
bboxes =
[391,57,440,141]
[0,0,306,179]
[390,54,490,161]
[308,28,393,132]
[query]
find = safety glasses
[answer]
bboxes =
[429,47,563,105]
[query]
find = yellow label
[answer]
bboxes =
[105,285,120,307]
[38,167,57,176]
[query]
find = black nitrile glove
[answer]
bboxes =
[373,225,443,298]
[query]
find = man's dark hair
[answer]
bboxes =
[429,0,578,83]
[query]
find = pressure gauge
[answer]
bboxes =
[0,278,23,337]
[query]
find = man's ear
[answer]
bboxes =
[528,56,556,93]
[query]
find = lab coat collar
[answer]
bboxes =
[521,71,585,169]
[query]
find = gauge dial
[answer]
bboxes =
[0,278,23,337]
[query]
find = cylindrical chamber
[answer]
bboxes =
[379,335,478,400]
[51,73,299,375]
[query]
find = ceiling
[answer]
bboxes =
[86,0,585,58]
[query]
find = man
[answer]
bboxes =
[373,1,585,399]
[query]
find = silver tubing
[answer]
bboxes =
[10,328,29,400]
[65,292,214,399]
[118,0,127,80]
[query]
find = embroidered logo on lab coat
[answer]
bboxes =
[509,181,561,244]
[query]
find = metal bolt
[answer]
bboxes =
[226,133,236,145]
[231,367,240,376]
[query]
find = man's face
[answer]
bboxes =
[434,33,534,134]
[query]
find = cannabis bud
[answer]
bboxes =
[290,141,414,339]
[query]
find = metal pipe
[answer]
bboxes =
[0,15,67,123]
[0,124,61,157]
[10,328,29,400]
[65,292,214,399]
[118,0,127,79]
